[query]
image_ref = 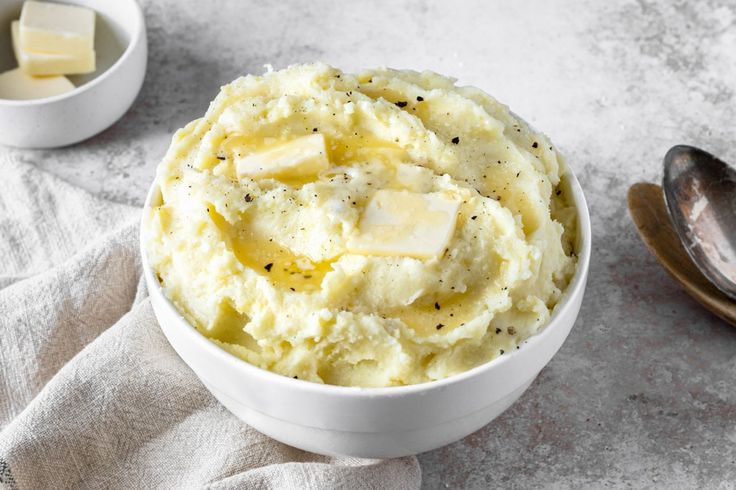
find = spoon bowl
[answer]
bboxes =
[628,183,736,327]
[663,145,736,300]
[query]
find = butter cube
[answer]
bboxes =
[0,67,74,100]
[20,1,95,56]
[236,134,330,180]
[12,21,95,76]
[347,190,460,259]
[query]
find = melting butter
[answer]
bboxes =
[207,203,332,292]
[236,133,329,180]
[347,189,460,259]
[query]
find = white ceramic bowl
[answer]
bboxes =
[141,170,591,458]
[0,0,146,148]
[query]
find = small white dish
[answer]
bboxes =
[0,0,146,148]
[140,166,591,458]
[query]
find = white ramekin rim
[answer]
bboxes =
[0,0,145,107]
[140,165,591,399]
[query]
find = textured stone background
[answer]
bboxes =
[7,0,736,488]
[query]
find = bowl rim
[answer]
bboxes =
[141,164,591,399]
[0,0,145,106]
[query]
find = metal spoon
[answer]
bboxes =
[662,145,736,300]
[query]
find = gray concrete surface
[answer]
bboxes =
[7,0,736,487]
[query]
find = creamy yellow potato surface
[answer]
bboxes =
[144,63,577,387]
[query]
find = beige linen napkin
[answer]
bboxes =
[0,156,421,489]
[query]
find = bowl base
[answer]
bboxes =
[203,378,535,458]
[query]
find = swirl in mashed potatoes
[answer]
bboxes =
[144,63,577,387]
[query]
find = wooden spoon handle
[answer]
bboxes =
[628,182,736,327]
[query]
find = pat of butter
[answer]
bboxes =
[236,134,330,180]
[20,1,95,56]
[12,21,95,76]
[347,190,460,259]
[0,67,74,100]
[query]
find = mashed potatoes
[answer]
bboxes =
[144,63,577,387]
